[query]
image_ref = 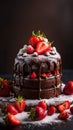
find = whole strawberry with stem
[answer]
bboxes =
[29,30,45,48]
[14,96,26,113]
[29,106,46,120]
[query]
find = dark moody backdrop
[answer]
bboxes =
[0,0,73,74]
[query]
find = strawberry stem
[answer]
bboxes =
[15,96,24,102]
[29,108,36,120]
[32,30,46,38]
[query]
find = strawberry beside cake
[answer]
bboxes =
[13,31,62,99]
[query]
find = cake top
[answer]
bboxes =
[17,31,61,60]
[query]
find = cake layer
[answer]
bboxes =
[14,85,61,99]
[13,74,62,99]
[14,52,62,77]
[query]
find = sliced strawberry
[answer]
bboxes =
[7,113,21,126]
[29,106,46,120]
[41,73,47,78]
[30,72,37,79]
[58,111,69,120]
[70,106,73,114]
[62,101,70,109]
[57,101,70,112]
[38,101,47,111]
[57,104,65,112]
[26,45,34,54]
[47,106,56,115]
[36,41,51,55]
[14,96,26,113]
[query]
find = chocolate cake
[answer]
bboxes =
[13,31,62,99]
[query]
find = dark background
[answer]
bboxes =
[0,0,73,74]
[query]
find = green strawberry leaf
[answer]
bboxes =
[32,30,46,38]
[15,96,24,102]
[0,77,4,82]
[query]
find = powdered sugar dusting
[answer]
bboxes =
[14,90,73,126]
[0,84,73,126]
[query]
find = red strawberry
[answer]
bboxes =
[57,104,65,112]
[14,96,26,113]
[27,45,34,54]
[29,36,42,47]
[0,79,10,97]
[54,70,59,75]
[63,101,70,109]
[58,111,69,120]
[63,81,73,95]
[29,31,43,47]
[30,72,37,79]
[38,101,47,111]
[70,106,73,114]
[36,41,51,55]
[7,113,21,126]
[57,101,70,112]
[47,106,56,115]
[47,72,51,77]
[5,104,18,115]
[29,106,46,120]
[41,73,47,78]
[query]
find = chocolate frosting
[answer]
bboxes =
[13,46,62,99]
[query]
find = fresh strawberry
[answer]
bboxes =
[0,78,10,97]
[29,31,43,47]
[47,72,51,77]
[29,36,42,47]
[57,101,70,112]
[47,106,56,115]
[70,106,73,114]
[29,106,46,120]
[5,104,18,115]
[14,96,26,113]
[41,73,47,78]
[54,70,59,75]
[57,104,65,112]
[38,101,47,111]
[62,101,70,109]
[7,113,21,126]
[26,45,34,54]
[36,41,51,55]
[30,72,37,79]
[63,81,73,95]
[58,111,69,120]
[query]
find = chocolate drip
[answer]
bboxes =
[38,63,42,99]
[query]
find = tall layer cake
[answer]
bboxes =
[13,31,62,99]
